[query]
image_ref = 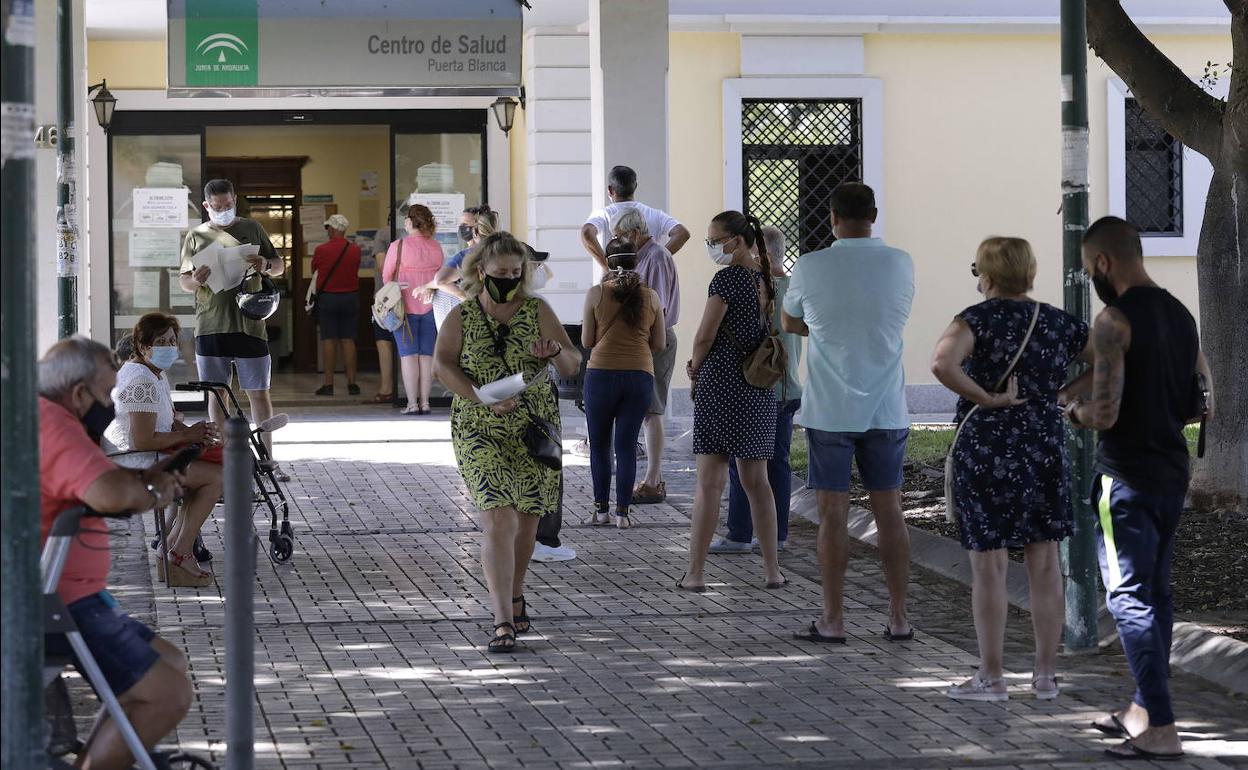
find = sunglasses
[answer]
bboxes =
[491,322,511,358]
[970,262,980,277]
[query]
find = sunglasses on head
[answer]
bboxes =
[970,262,980,277]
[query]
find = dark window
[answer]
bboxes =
[742,99,862,269]
[1124,98,1183,235]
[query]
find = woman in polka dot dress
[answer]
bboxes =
[679,211,783,592]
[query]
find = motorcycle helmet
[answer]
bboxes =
[236,268,281,321]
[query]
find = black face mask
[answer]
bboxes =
[458,224,475,242]
[81,398,116,444]
[484,274,523,304]
[1091,269,1119,305]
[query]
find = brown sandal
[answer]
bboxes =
[164,549,213,588]
[367,392,394,404]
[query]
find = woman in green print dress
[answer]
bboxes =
[433,232,581,653]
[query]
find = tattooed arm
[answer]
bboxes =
[1066,307,1131,430]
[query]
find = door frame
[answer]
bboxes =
[88,91,509,343]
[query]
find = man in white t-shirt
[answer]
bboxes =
[580,165,690,270]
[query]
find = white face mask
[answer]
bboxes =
[208,207,235,226]
[707,241,734,266]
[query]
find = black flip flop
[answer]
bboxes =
[883,625,915,641]
[1105,740,1184,761]
[794,621,846,644]
[1091,714,1130,738]
[676,574,706,593]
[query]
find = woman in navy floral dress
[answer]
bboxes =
[931,237,1091,702]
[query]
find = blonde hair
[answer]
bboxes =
[473,206,498,239]
[976,236,1036,295]
[460,231,530,299]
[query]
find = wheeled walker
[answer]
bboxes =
[42,506,217,770]
[175,380,295,563]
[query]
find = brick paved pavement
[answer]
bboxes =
[100,407,1245,769]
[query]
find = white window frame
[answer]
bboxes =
[723,78,885,239]
[1106,78,1219,258]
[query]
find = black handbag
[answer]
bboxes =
[1189,371,1210,458]
[478,299,563,470]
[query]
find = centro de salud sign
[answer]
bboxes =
[167,0,522,97]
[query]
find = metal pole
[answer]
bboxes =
[1060,0,1099,651]
[1,0,45,766]
[224,417,255,770]
[57,0,79,337]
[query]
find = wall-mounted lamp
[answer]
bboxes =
[87,80,116,132]
[490,87,526,136]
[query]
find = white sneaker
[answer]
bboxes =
[750,538,788,552]
[531,543,577,562]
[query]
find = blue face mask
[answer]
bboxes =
[148,345,180,371]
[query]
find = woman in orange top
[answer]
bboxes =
[581,238,666,527]
[382,204,446,415]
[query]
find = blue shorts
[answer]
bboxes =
[807,428,909,492]
[395,312,436,357]
[45,591,160,697]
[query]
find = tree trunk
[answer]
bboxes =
[1088,0,1247,510]
[1188,169,1247,510]
[1191,10,1247,510]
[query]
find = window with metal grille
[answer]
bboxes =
[741,99,862,269]
[1125,98,1182,235]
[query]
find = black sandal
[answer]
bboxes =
[487,622,516,654]
[512,596,531,635]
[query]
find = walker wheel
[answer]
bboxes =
[270,534,294,563]
[158,750,217,769]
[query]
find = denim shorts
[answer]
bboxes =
[395,312,436,357]
[807,428,910,492]
[45,591,160,697]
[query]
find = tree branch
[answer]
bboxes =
[1086,0,1226,161]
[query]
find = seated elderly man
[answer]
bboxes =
[39,336,193,770]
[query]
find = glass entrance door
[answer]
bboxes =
[108,131,203,386]
[393,130,485,261]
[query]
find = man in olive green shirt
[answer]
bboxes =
[179,178,285,463]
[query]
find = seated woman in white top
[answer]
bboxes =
[105,313,222,588]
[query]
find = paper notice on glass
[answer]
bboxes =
[190,242,259,293]
[472,369,550,406]
[167,269,194,308]
[133,187,189,229]
[411,194,465,234]
[303,223,327,244]
[298,204,326,225]
[129,229,183,267]
[132,270,162,309]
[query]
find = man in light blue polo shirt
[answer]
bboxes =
[782,182,916,645]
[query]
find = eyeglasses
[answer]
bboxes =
[704,234,735,247]
[970,262,980,277]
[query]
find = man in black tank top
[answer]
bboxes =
[1060,217,1214,761]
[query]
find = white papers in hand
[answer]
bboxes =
[191,243,261,293]
[473,373,528,405]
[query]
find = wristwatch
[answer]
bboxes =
[144,482,163,508]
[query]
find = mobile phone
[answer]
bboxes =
[160,444,204,474]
